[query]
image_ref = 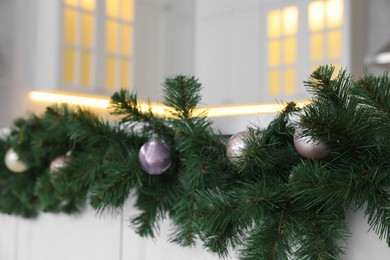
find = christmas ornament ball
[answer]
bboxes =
[4,148,29,173]
[138,139,172,175]
[293,128,329,160]
[226,131,251,162]
[50,154,71,173]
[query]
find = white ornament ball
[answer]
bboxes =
[226,131,251,162]
[4,148,29,173]
[50,154,72,173]
[293,128,329,160]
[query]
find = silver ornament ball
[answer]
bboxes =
[50,154,72,173]
[4,148,29,173]
[138,139,172,175]
[226,131,251,162]
[293,128,329,160]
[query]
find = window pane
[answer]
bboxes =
[106,20,118,53]
[267,10,281,38]
[310,33,324,61]
[62,48,75,84]
[282,6,298,36]
[122,0,134,21]
[308,1,325,31]
[63,8,77,45]
[120,60,130,88]
[268,70,280,95]
[80,0,95,11]
[106,0,119,17]
[284,68,296,94]
[81,13,94,48]
[283,38,296,64]
[105,56,116,89]
[121,25,132,56]
[80,51,91,86]
[326,0,343,28]
[64,0,79,7]
[268,41,280,66]
[327,30,341,59]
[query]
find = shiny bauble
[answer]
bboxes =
[293,128,329,160]
[226,131,251,162]
[50,154,72,173]
[4,148,29,173]
[138,139,172,175]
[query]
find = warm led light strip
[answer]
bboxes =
[29,91,310,117]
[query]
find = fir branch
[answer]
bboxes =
[294,209,349,260]
[354,72,390,117]
[305,65,352,108]
[162,75,203,120]
[109,89,158,122]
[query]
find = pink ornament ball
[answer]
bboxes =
[138,139,172,175]
[293,128,329,160]
[50,155,71,173]
[226,131,251,162]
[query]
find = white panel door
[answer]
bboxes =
[15,206,122,260]
[0,215,17,260]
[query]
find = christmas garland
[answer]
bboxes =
[1,65,390,259]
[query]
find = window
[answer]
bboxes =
[61,0,134,92]
[266,6,298,96]
[308,0,343,74]
[265,0,345,97]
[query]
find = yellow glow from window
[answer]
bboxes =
[268,70,280,95]
[268,41,280,66]
[121,25,131,56]
[282,6,298,36]
[80,0,95,11]
[308,1,325,31]
[267,10,281,38]
[120,60,130,88]
[81,13,94,48]
[106,20,117,53]
[327,30,341,58]
[106,0,119,17]
[62,48,75,84]
[310,34,324,61]
[105,57,116,89]
[326,0,343,28]
[283,38,296,64]
[80,51,91,86]
[64,0,78,7]
[29,91,310,116]
[63,8,77,45]
[122,0,134,21]
[284,68,296,94]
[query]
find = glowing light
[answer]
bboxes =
[29,91,110,108]
[29,91,310,117]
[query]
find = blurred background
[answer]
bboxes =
[0,0,390,259]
